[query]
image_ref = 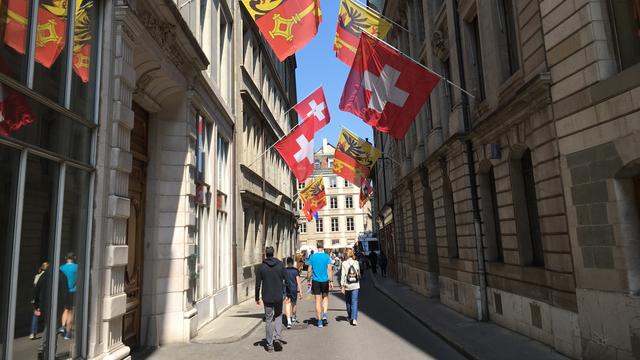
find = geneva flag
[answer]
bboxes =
[332,128,381,187]
[334,0,391,66]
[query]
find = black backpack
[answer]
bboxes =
[346,264,359,284]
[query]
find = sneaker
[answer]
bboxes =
[317,319,323,328]
[266,346,274,353]
[64,334,72,340]
[274,339,283,351]
[322,313,328,326]
[352,319,358,326]
[57,327,65,334]
[29,334,35,340]
[286,323,292,329]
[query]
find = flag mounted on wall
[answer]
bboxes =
[339,32,440,140]
[274,117,318,182]
[332,128,381,187]
[293,86,331,130]
[242,0,322,61]
[334,0,391,67]
[299,176,327,221]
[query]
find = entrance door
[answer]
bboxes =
[123,103,149,348]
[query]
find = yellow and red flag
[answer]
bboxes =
[299,176,326,221]
[3,0,67,68]
[334,0,391,66]
[242,0,322,61]
[359,178,373,208]
[332,128,381,187]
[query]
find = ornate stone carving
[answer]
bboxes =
[137,10,186,69]
[431,30,448,60]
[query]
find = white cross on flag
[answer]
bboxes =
[274,117,318,182]
[339,32,440,139]
[293,86,331,130]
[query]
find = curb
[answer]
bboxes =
[371,276,479,360]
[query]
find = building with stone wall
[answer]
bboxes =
[234,6,298,303]
[371,0,640,359]
[297,139,373,251]
[0,0,296,359]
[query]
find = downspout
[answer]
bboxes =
[453,0,488,321]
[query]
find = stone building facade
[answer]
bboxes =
[234,6,298,303]
[371,0,640,359]
[297,139,373,251]
[0,0,297,359]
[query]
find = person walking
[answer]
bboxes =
[255,246,287,352]
[30,261,49,339]
[59,253,78,339]
[341,248,361,326]
[34,267,68,360]
[379,252,388,278]
[369,251,378,274]
[306,244,332,328]
[284,257,302,328]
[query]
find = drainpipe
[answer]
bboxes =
[453,0,488,321]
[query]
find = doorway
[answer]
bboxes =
[123,103,149,348]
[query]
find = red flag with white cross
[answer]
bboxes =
[274,118,317,182]
[293,86,331,130]
[339,32,440,140]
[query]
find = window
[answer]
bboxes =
[298,201,304,210]
[330,177,337,188]
[332,240,340,246]
[469,16,486,101]
[328,158,334,168]
[444,59,455,110]
[511,148,544,266]
[608,0,640,70]
[298,181,305,189]
[443,167,459,258]
[345,196,353,209]
[316,218,324,233]
[344,179,351,187]
[330,197,338,209]
[300,222,307,233]
[479,165,504,262]
[346,217,355,231]
[331,217,340,232]
[497,0,519,79]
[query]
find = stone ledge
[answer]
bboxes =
[103,293,127,320]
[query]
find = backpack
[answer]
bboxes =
[346,263,359,284]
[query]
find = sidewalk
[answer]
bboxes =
[371,275,569,360]
[192,299,263,344]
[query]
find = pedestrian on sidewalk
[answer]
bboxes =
[341,248,361,326]
[306,244,333,328]
[255,246,287,352]
[379,252,388,278]
[284,257,302,329]
[369,251,378,274]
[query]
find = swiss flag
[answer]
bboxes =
[339,32,440,140]
[293,87,330,130]
[274,118,317,182]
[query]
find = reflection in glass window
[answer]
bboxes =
[0,0,31,82]
[70,0,99,119]
[13,155,59,360]
[0,145,21,357]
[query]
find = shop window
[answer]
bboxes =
[511,148,544,266]
[479,164,504,262]
[496,0,519,80]
[443,168,459,258]
[608,0,640,70]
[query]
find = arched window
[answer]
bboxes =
[479,163,503,262]
[443,167,459,258]
[511,148,544,266]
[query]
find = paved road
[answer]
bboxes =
[139,273,466,360]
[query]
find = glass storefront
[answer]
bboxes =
[0,0,100,359]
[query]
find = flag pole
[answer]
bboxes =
[361,30,476,100]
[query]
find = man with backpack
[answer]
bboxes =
[340,248,361,326]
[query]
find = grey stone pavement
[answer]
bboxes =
[135,273,467,360]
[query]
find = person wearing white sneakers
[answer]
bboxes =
[340,248,361,326]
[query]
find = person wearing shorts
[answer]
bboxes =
[306,244,333,328]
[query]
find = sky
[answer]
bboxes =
[294,0,374,147]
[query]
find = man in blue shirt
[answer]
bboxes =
[59,253,78,339]
[306,244,333,328]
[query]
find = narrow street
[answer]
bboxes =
[137,273,466,360]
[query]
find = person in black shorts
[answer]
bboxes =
[306,245,333,328]
[284,257,302,328]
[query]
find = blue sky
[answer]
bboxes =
[294,0,374,147]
